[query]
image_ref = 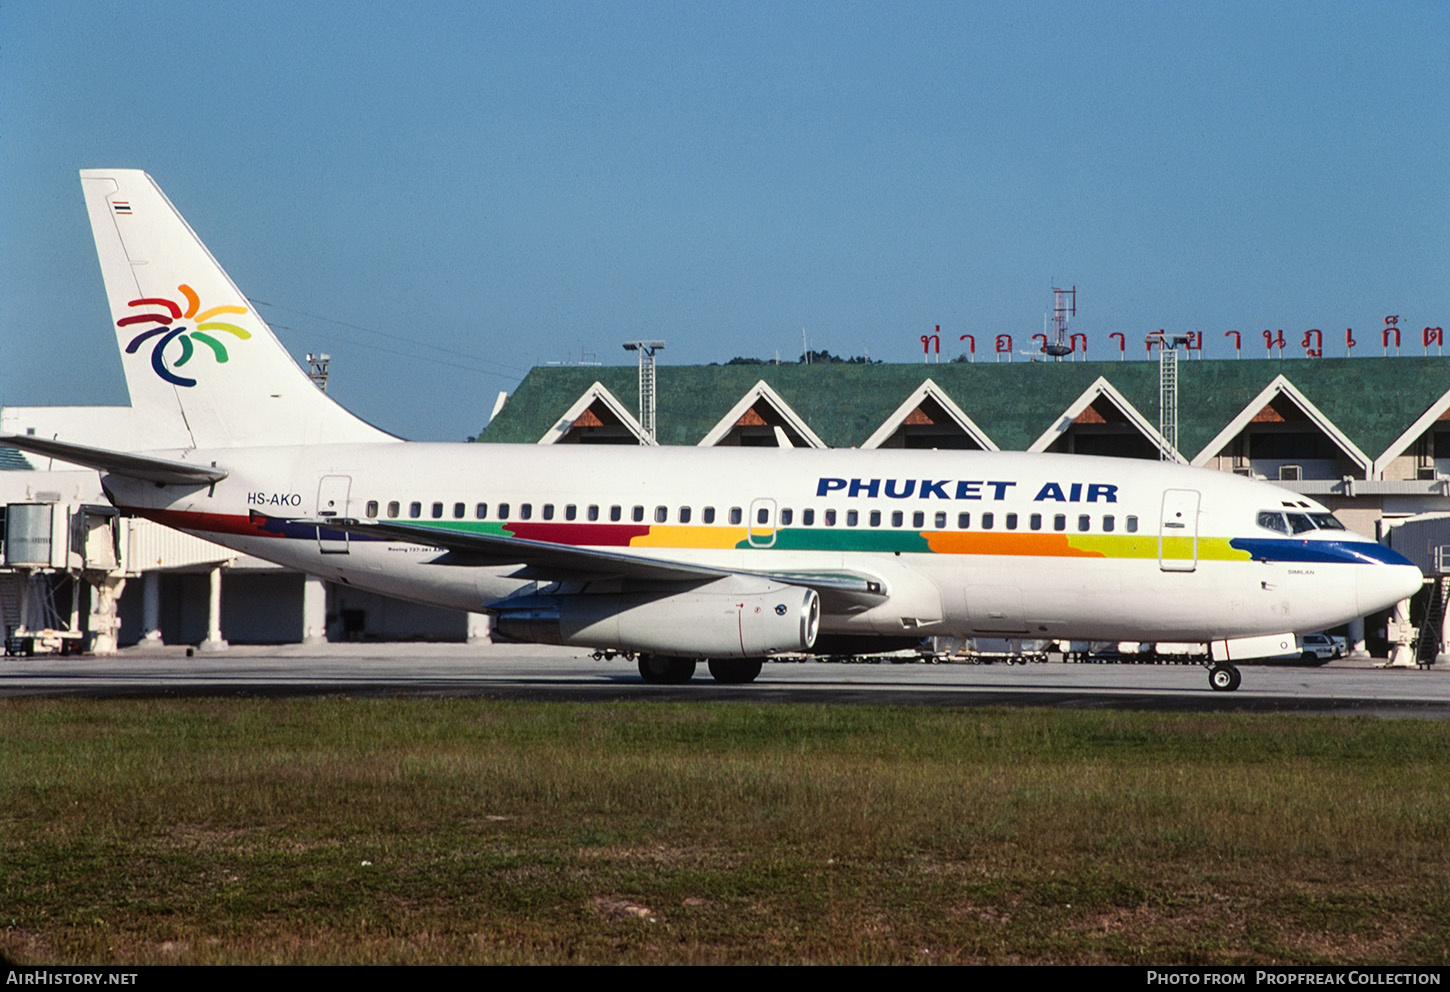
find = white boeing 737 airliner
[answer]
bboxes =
[2,171,1424,690]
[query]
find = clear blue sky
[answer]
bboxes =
[3,1,1446,441]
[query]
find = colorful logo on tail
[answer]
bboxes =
[118,284,250,387]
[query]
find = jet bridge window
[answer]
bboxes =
[366,501,378,517]
[387,501,400,518]
[409,502,422,519]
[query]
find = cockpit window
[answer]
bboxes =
[1309,512,1346,531]
[1257,511,1289,534]
[1285,513,1316,534]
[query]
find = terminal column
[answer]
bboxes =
[140,571,163,644]
[302,575,327,645]
[198,565,228,653]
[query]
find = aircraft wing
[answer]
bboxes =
[0,435,228,485]
[302,516,887,599]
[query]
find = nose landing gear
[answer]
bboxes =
[1207,662,1242,692]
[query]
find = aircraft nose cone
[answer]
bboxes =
[1358,563,1426,616]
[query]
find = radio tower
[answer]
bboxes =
[623,340,665,445]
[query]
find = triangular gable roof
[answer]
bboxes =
[1027,376,1183,462]
[1374,384,1450,477]
[697,380,827,448]
[537,381,652,445]
[860,378,998,450]
[1190,374,1370,474]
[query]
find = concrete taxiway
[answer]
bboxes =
[2,642,1449,717]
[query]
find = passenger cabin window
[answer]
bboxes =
[730,507,743,525]
[1103,515,1115,532]
[632,506,644,522]
[655,506,668,523]
[1078,514,1091,532]
[387,501,400,519]
[869,510,882,527]
[475,503,487,519]
[519,504,533,520]
[1126,515,1138,533]
[497,503,510,519]
[565,505,577,521]
[366,500,379,517]
[1029,513,1042,531]
[891,511,904,528]
[610,505,621,522]
[1053,514,1066,532]
[935,511,946,529]
[912,511,924,528]
[824,509,836,526]
[804,509,815,526]
[587,505,599,521]
[679,506,691,523]
[453,502,465,519]
[542,504,554,520]
[409,501,422,519]
[847,510,859,527]
[981,512,994,529]
[958,512,970,529]
[703,507,715,524]
[781,509,793,526]
[1005,512,1018,530]
[431,502,444,519]
[757,507,770,525]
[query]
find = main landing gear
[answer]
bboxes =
[636,655,763,685]
[1207,662,1242,692]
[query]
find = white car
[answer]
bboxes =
[1300,633,1347,663]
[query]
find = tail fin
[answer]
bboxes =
[80,170,396,448]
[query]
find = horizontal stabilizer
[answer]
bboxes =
[0,435,227,485]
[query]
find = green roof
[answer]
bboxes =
[478,356,1450,460]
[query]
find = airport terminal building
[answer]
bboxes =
[5,354,1450,658]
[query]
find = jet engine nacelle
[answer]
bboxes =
[493,581,820,658]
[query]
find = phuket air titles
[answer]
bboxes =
[0,169,1424,692]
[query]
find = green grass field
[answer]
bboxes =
[2,698,1448,965]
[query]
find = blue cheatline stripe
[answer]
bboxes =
[1230,537,1416,567]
